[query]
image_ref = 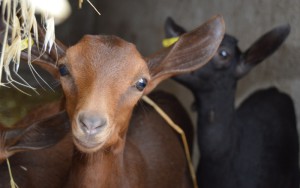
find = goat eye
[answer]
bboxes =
[219,50,229,59]
[219,50,228,59]
[58,64,69,76]
[135,78,147,91]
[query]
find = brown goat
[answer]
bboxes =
[11,15,225,187]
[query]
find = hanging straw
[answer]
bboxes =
[142,96,198,188]
[6,158,19,188]
[0,0,100,93]
[0,0,56,94]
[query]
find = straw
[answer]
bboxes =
[142,95,198,188]
[6,158,19,188]
[0,0,55,92]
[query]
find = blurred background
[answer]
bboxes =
[1,0,299,165]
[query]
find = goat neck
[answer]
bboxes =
[195,84,237,159]
[66,141,146,188]
[175,35,240,160]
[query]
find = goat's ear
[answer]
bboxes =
[0,21,66,80]
[21,25,67,80]
[31,59,60,80]
[4,111,70,155]
[144,15,225,94]
[236,24,290,78]
[164,17,187,38]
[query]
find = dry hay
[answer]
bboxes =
[0,0,56,94]
[0,0,100,95]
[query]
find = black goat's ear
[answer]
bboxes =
[164,17,187,38]
[4,111,70,155]
[236,24,290,78]
[145,15,225,94]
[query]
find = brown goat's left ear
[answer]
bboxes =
[3,111,70,156]
[144,15,225,94]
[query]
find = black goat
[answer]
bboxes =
[165,17,299,188]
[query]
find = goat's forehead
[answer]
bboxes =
[221,34,238,47]
[66,35,146,71]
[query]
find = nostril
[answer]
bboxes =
[78,114,107,135]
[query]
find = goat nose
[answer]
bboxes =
[78,113,107,135]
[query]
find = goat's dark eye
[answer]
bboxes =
[58,64,69,76]
[135,78,147,91]
[219,50,228,58]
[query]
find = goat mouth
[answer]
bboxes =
[73,137,102,151]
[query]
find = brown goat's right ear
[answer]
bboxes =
[0,22,67,80]
[144,15,225,94]
[236,24,290,78]
[3,111,70,156]
[20,25,67,80]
